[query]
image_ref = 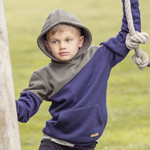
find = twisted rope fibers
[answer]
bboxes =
[125,0,150,70]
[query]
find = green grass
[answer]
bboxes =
[4,0,150,149]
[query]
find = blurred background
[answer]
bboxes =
[4,0,150,149]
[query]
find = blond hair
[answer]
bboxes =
[45,24,81,40]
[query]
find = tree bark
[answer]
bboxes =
[0,0,21,149]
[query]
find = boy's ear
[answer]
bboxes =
[44,41,51,52]
[79,36,84,48]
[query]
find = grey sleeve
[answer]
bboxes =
[22,72,50,101]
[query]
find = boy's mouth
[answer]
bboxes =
[59,52,69,56]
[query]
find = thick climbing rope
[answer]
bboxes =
[125,0,150,70]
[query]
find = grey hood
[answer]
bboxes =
[37,8,92,61]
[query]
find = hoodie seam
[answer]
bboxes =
[98,46,111,69]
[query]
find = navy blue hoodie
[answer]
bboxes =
[16,0,141,146]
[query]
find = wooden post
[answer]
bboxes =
[0,0,21,149]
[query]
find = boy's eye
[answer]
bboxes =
[66,39,71,42]
[53,41,58,44]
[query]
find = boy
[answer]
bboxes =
[16,0,141,150]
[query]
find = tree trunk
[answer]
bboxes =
[0,0,21,149]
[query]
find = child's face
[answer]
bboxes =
[44,28,84,61]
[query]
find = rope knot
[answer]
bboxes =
[132,48,149,70]
[126,31,149,50]
[125,31,149,70]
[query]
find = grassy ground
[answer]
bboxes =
[4,0,150,149]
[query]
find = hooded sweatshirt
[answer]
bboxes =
[16,0,141,146]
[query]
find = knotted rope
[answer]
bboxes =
[125,0,150,70]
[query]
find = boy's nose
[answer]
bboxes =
[59,42,66,50]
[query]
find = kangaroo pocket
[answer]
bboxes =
[51,104,105,144]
